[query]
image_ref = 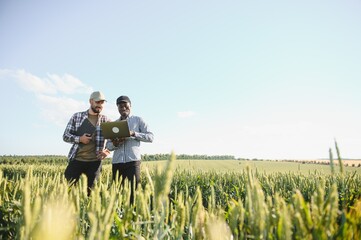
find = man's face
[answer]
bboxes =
[117,102,131,119]
[90,100,105,113]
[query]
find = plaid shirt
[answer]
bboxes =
[63,110,110,161]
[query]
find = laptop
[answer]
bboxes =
[100,120,130,139]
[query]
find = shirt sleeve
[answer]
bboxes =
[133,117,154,143]
[105,139,117,151]
[96,115,111,153]
[63,113,81,144]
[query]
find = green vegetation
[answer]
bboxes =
[144,159,361,175]
[0,154,360,239]
[0,154,236,164]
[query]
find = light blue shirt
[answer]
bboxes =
[106,115,154,163]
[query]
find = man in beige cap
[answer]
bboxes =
[63,91,110,195]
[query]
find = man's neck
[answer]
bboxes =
[88,109,99,116]
[120,115,129,120]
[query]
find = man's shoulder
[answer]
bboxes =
[129,115,142,120]
[72,110,88,118]
[99,114,111,122]
[129,115,146,123]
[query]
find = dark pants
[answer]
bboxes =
[112,161,140,204]
[64,160,102,195]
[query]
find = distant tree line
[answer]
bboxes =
[0,155,68,165]
[0,154,236,164]
[141,154,235,161]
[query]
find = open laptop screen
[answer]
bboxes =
[100,120,130,139]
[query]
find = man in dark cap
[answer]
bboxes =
[63,91,111,195]
[106,95,154,202]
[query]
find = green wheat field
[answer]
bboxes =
[0,154,360,239]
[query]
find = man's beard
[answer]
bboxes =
[91,106,101,114]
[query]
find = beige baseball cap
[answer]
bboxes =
[90,91,106,101]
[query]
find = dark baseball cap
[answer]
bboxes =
[116,95,131,105]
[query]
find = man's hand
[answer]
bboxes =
[80,133,92,144]
[97,149,110,160]
[112,137,126,147]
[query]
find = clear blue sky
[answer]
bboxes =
[1,0,360,159]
